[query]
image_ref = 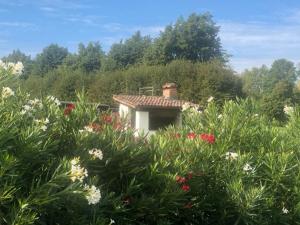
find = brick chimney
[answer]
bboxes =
[162,83,177,99]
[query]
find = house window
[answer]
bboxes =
[149,109,178,130]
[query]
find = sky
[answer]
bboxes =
[0,0,299,72]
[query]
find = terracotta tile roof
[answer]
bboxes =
[113,95,197,110]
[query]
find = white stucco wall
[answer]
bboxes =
[135,111,149,136]
[119,104,129,118]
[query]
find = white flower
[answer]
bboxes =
[2,87,14,99]
[225,152,238,160]
[282,207,289,214]
[207,96,214,103]
[34,118,49,131]
[89,148,103,160]
[109,219,115,224]
[84,184,101,205]
[47,95,61,106]
[70,157,88,182]
[283,105,293,115]
[243,163,253,173]
[79,125,95,134]
[218,114,222,119]
[12,61,24,76]
[29,98,43,109]
[254,114,259,117]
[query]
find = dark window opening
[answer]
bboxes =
[149,109,178,130]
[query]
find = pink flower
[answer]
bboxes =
[187,132,196,140]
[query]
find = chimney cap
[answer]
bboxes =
[162,83,177,89]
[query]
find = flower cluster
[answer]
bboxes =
[182,102,201,114]
[243,163,254,173]
[186,132,216,144]
[283,105,294,115]
[84,184,101,205]
[176,172,193,192]
[46,95,61,106]
[64,103,75,116]
[21,98,43,116]
[34,118,49,131]
[200,133,216,144]
[0,60,24,76]
[70,157,88,182]
[88,148,103,160]
[2,87,14,99]
[225,152,238,161]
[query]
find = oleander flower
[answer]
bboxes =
[0,60,23,75]
[12,61,24,76]
[282,207,289,214]
[70,157,88,182]
[200,133,215,144]
[225,152,238,160]
[176,175,187,184]
[84,184,101,205]
[181,184,190,192]
[2,87,14,99]
[207,96,214,103]
[218,114,222,119]
[283,105,293,115]
[243,163,253,173]
[46,95,61,106]
[88,148,103,160]
[187,132,196,140]
[34,118,49,131]
[28,98,43,109]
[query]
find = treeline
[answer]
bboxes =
[2,12,300,120]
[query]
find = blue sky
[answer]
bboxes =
[0,0,299,72]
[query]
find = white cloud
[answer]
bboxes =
[0,22,35,28]
[219,10,300,72]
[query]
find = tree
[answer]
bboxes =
[107,31,152,69]
[77,42,104,73]
[241,65,269,98]
[144,13,226,65]
[33,44,68,75]
[262,80,294,121]
[264,59,297,92]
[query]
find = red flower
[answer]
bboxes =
[91,122,101,132]
[64,103,75,116]
[187,132,196,140]
[66,103,75,109]
[181,184,190,192]
[200,133,215,144]
[176,175,187,184]
[187,172,193,180]
[64,107,72,116]
[184,202,193,209]
[103,115,113,124]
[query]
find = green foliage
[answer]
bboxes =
[107,31,152,69]
[1,81,300,224]
[144,13,225,65]
[33,44,68,75]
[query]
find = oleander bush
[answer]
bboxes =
[1,67,300,225]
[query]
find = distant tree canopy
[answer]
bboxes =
[33,44,68,75]
[144,13,225,65]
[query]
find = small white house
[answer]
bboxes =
[113,83,196,136]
